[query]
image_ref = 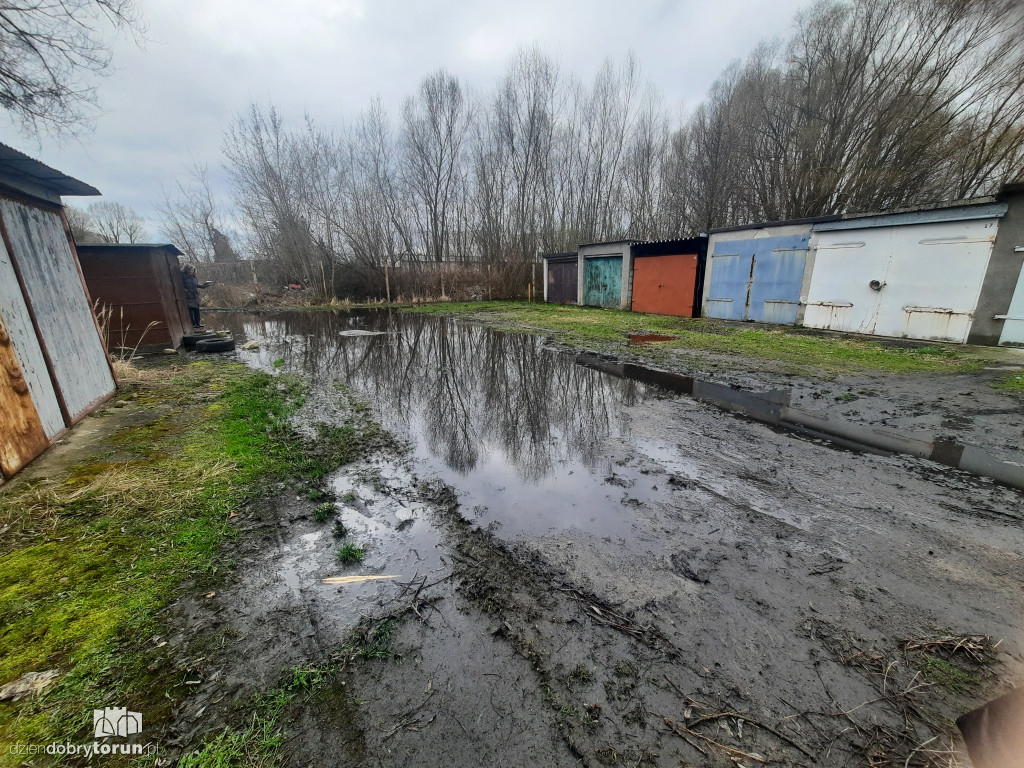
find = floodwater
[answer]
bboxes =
[220,309,1024,495]
[221,309,673,542]
[170,308,1024,768]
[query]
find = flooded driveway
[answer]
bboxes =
[194,309,1024,767]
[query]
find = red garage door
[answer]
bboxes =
[631,253,699,317]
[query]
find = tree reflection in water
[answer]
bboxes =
[222,310,647,483]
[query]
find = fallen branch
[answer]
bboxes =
[322,574,402,584]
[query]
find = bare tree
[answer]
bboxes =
[87,201,147,243]
[0,0,145,136]
[158,163,238,263]
[401,69,471,262]
[65,204,104,243]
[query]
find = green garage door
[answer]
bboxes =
[584,256,622,308]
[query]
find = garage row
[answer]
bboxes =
[542,184,1024,346]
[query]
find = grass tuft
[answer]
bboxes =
[336,544,365,565]
[313,502,335,522]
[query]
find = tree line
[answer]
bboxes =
[179,0,1022,297]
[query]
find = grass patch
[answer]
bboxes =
[336,544,365,565]
[344,619,396,661]
[313,502,335,522]
[178,664,330,768]
[405,301,981,375]
[994,373,1024,393]
[0,360,394,764]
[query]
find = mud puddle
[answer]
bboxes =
[194,309,1024,767]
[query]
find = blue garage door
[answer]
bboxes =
[706,235,809,323]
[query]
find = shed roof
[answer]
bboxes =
[709,215,839,235]
[814,200,1007,232]
[542,251,577,261]
[633,237,708,256]
[578,238,644,248]
[0,143,100,197]
[76,243,184,256]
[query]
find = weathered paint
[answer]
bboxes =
[705,235,809,322]
[746,244,808,324]
[998,261,1024,346]
[0,200,115,419]
[78,246,190,348]
[0,230,64,439]
[631,253,699,317]
[805,217,999,342]
[0,314,50,478]
[544,258,578,305]
[584,256,623,308]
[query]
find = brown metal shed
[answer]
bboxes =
[630,238,708,317]
[0,143,114,483]
[77,243,190,351]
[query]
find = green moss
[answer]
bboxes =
[916,655,981,695]
[0,361,390,764]
[405,301,982,375]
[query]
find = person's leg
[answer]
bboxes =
[190,307,202,327]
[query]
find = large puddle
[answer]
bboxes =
[218,310,679,542]
[216,308,1024,534]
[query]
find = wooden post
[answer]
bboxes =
[532,262,537,303]
[487,264,492,301]
[384,265,391,303]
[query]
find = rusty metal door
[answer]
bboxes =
[0,314,50,478]
[0,230,65,439]
[630,253,698,317]
[0,200,114,420]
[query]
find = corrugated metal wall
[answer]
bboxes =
[705,235,809,323]
[0,199,114,421]
[805,217,999,343]
[78,249,186,348]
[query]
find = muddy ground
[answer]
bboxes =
[154,309,1024,767]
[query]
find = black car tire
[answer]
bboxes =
[182,331,218,348]
[195,337,236,353]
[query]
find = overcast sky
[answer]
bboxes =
[0,0,807,235]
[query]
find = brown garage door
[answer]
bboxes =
[631,253,699,317]
[547,260,578,304]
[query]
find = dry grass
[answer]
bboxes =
[110,358,164,383]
